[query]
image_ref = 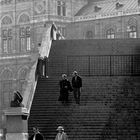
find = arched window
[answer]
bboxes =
[18,14,31,52]
[86,31,93,39]
[1,16,13,54]
[18,14,30,24]
[1,16,12,25]
[2,29,12,54]
[18,68,28,93]
[106,28,115,39]
[127,26,137,38]
[19,26,31,52]
[127,17,137,38]
[0,68,13,108]
[1,69,13,80]
[57,1,66,16]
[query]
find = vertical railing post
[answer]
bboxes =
[47,57,49,77]
[67,56,69,76]
[131,55,134,76]
[110,55,112,76]
[88,55,90,76]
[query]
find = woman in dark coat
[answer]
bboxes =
[59,74,72,104]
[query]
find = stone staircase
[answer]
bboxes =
[28,39,140,140]
[28,76,116,140]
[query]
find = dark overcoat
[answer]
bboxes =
[29,133,44,140]
[72,76,82,88]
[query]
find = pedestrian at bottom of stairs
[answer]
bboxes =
[55,126,68,140]
[29,127,44,140]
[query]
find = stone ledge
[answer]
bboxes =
[6,132,28,140]
[4,107,28,116]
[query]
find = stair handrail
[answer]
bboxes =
[22,24,57,114]
[22,52,39,114]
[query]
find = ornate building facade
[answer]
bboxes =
[1,0,140,139]
[0,0,87,139]
[66,0,140,40]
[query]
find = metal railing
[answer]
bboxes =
[67,55,140,76]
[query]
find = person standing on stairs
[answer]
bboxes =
[55,126,68,140]
[36,56,44,78]
[29,127,44,140]
[43,56,49,78]
[59,74,73,104]
[72,71,82,105]
[36,43,49,79]
[36,43,44,78]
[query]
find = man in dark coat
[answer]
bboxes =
[29,127,44,140]
[43,56,49,78]
[59,74,72,104]
[72,71,82,104]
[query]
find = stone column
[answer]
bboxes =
[4,108,29,140]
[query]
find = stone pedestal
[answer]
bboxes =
[6,133,28,140]
[4,108,29,140]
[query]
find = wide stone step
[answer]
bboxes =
[29,76,113,140]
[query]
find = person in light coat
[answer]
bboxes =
[55,126,68,140]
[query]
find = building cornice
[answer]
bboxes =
[0,0,32,6]
[89,0,127,5]
[0,54,30,60]
[74,8,140,22]
[30,14,73,24]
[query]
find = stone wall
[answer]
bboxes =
[48,39,140,139]
[49,39,140,76]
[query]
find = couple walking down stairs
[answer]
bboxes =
[28,76,113,140]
